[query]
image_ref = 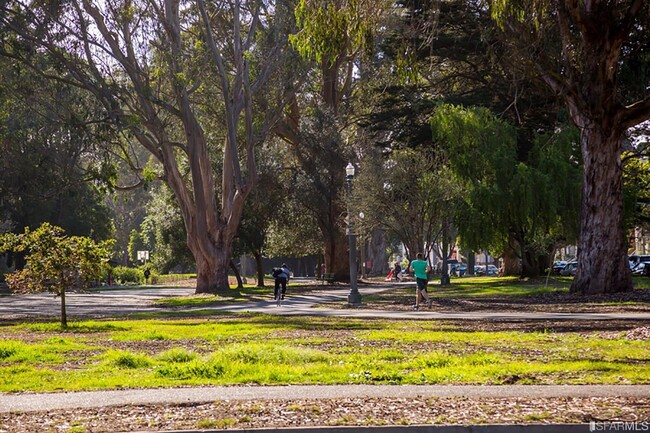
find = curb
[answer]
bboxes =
[128,424,594,433]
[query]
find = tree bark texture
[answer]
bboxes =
[501,236,520,276]
[368,228,388,276]
[570,125,632,294]
[253,251,265,288]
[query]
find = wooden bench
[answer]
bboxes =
[319,273,336,285]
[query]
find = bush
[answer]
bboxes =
[111,266,144,285]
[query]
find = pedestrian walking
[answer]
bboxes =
[409,253,432,310]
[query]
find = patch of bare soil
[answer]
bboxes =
[2,397,648,432]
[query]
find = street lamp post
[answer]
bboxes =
[345,162,362,305]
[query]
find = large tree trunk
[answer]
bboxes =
[325,230,350,281]
[368,228,388,276]
[194,249,231,294]
[571,125,632,294]
[501,235,520,276]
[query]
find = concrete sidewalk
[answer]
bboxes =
[2,384,649,413]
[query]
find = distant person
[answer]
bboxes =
[143,268,151,283]
[272,263,291,300]
[409,253,432,310]
[393,261,402,281]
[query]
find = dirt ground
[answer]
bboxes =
[2,396,649,432]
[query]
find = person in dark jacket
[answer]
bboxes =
[272,264,291,300]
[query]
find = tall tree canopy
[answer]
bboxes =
[491,0,650,293]
[1,0,295,293]
[0,57,113,242]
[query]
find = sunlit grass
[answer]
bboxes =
[434,276,571,297]
[0,316,648,392]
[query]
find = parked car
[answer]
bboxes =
[560,261,577,276]
[474,265,498,276]
[629,255,650,270]
[632,262,650,276]
[455,263,468,277]
[551,261,568,275]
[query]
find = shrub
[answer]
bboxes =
[111,266,144,285]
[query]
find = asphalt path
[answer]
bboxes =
[2,282,650,321]
[2,384,650,413]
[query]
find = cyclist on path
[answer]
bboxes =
[272,263,291,300]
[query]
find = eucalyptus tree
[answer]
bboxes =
[271,0,392,280]
[1,0,295,293]
[491,1,650,293]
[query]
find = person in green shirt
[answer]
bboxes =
[409,252,432,310]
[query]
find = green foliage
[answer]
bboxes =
[431,104,518,251]
[127,229,149,265]
[623,151,650,229]
[290,0,388,63]
[0,223,115,295]
[138,185,193,274]
[110,266,144,285]
[0,56,114,240]
[431,104,581,273]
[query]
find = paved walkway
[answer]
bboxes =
[2,283,650,321]
[2,384,649,413]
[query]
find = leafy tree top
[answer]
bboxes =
[0,223,115,294]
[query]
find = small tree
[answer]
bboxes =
[0,223,114,327]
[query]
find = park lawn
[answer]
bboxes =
[356,276,571,305]
[361,275,650,307]
[0,315,648,392]
[434,276,571,297]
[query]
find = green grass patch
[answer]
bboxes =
[0,316,648,392]
[157,348,197,363]
[433,276,571,297]
[153,294,230,308]
[103,350,153,369]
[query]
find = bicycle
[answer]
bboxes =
[275,289,283,307]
